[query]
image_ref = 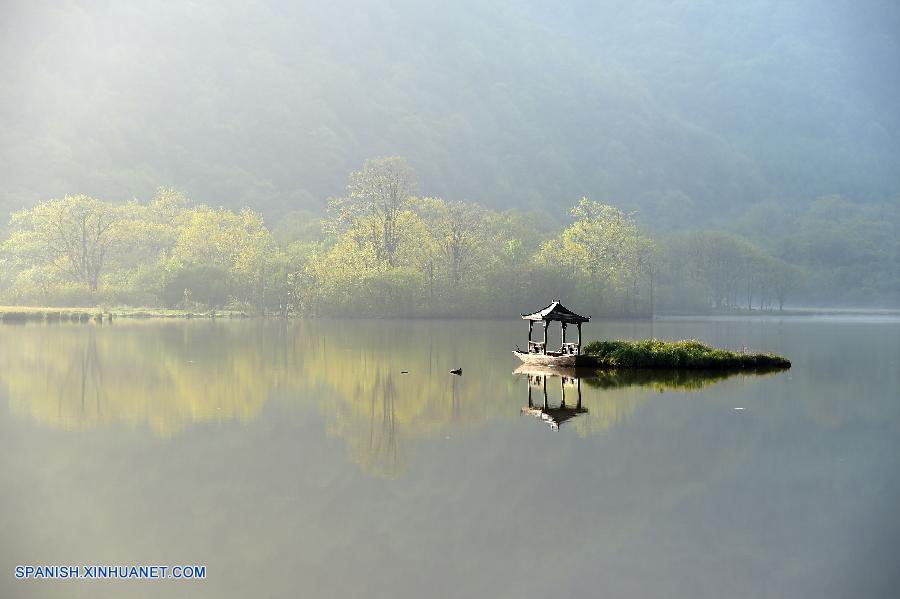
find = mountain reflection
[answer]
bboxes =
[0,321,778,477]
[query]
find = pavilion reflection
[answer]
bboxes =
[513,363,787,433]
[516,365,590,430]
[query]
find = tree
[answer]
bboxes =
[166,206,278,312]
[2,195,125,292]
[767,258,802,311]
[116,187,192,270]
[414,197,487,286]
[632,236,657,315]
[536,199,651,314]
[160,263,230,309]
[329,157,418,267]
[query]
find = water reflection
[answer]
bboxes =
[362,371,400,478]
[3,320,898,599]
[513,363,787,434]
[0,321,510,478]
[0,323,286,435]
[517,366,588,430]
[0,321,790,477]
[583,366,787,391]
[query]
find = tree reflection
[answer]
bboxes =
[1,322,278,435]
[0,321,790,477]
[361,371,400,478]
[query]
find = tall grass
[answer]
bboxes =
[582,339,791,369]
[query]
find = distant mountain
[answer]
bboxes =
[1,0,897,227]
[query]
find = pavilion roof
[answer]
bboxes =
[521,300,590,324]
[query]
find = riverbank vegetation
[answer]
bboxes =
[583,340,791,369]
[0,306,247,323]
[0,157,896,318]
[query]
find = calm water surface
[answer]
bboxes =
[1,317,898,598]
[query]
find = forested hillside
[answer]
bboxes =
[2,1,898,221]
[1,0,898,308]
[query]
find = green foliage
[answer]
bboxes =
[660,230,802,311]
[0,189,304,314]
[160,264,230,310]
[2,195,127,292]
[582,339,791,369]
[273,210,325,246]
[731,196,900,306]
[535,199,655,315]
[0,159,895,315]
[328,157,418,268]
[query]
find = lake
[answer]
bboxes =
[1,316,898,598]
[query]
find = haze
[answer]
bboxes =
[1,0,898,310]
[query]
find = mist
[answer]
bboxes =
[1,0,899,310]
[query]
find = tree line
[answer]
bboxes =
[3,156,887,317]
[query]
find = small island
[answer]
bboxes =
[582,339,791,370]
[514,301,790,370]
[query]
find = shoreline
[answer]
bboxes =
[0,307,249,323]
[1,305,898,324]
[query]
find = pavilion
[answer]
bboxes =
[521,300,590,356]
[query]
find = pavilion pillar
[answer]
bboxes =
[576,323,582,354]
[561,322,567,352]
[542,321,549,354]
[528,320,533,343]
